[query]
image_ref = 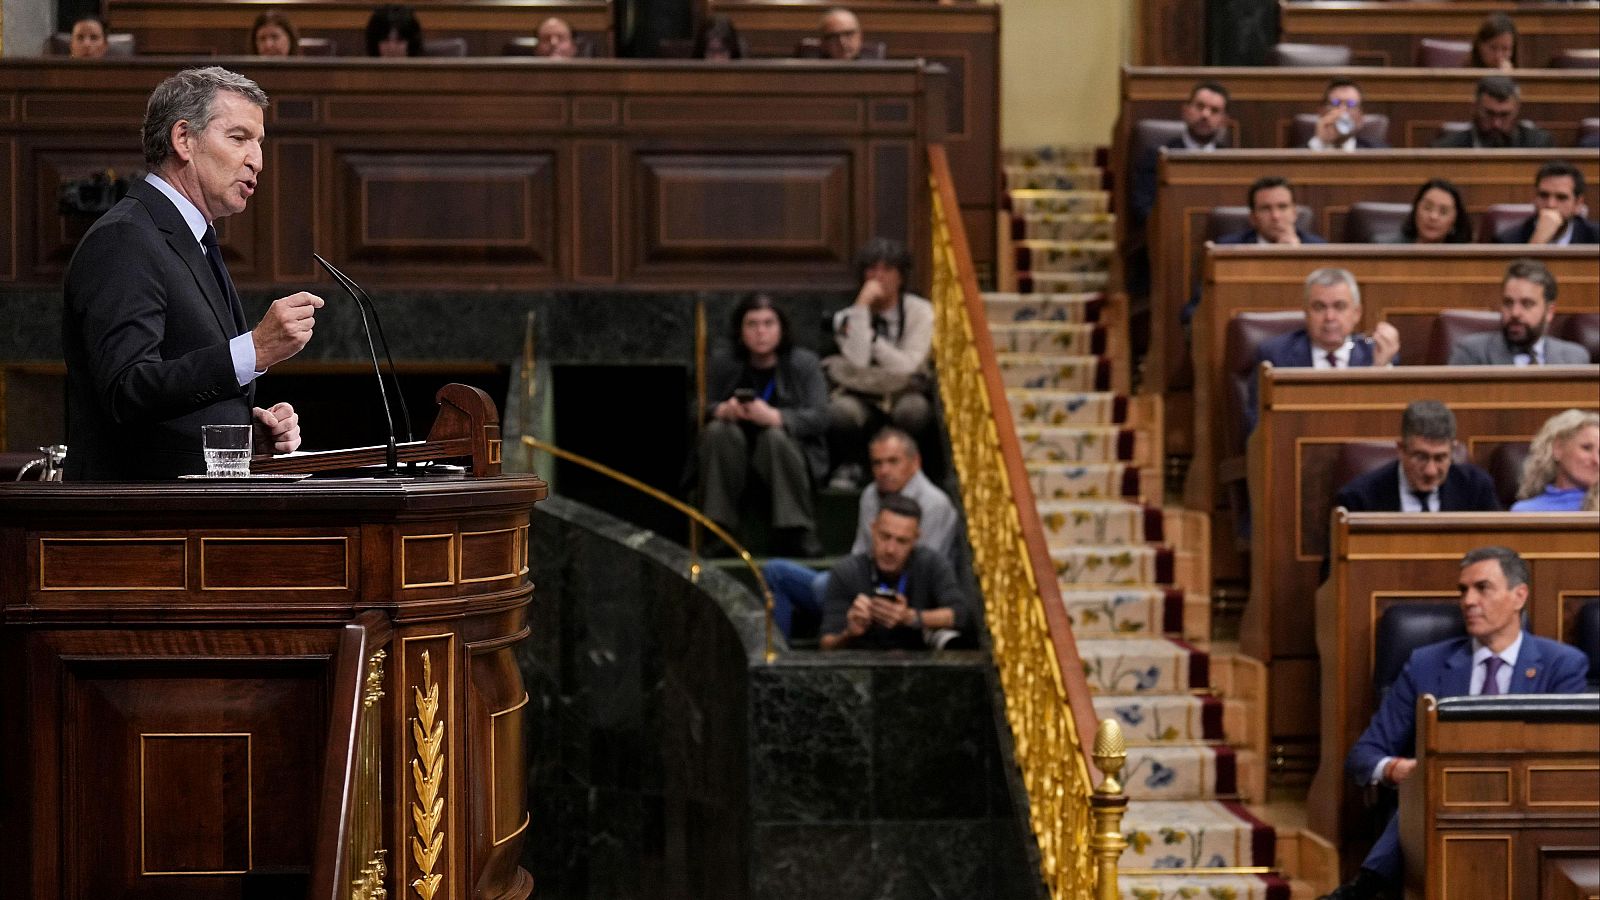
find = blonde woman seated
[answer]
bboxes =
[1511,409,1599,512]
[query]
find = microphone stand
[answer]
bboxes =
[314,253,401,475]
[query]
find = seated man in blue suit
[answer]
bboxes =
[1244,267,1400,432]
[1492,160,1599,246]
[1319,546,1590,900]
[1182,176,1327,325]
[1334,400,1500,514]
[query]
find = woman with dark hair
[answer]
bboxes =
[1399,178,1473,244]
[251,10,299,56]
[1470,13,1517,70]
[365,5,423,57]
[699,294,830,556]
[693,16,742,60]
[69,14,108,58]
[822,237,934,488]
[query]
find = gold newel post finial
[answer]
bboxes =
[1089,718,1130,900]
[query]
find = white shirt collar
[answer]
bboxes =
[1511,337,1548,367]
[143,173,209,245]
[1310,338,1354,369]
[1397,465,1437,511]
[1551,221,1575,246]
[1472,631,1523,668]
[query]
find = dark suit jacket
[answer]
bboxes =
[1131,134,1232,227]
[1181,228,1328,325]
[1493,215,1600,245]
[1431,122,1555,149]
[703,348,830,479]
[1344,633,1588,879]
[62,176,252,480]
[1333,460,1501,514]
[1346,634,1589,784]
[1244,328,1378,431]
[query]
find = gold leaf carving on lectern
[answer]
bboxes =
[409,651,445,899]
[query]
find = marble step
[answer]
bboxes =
[1092,694,1226,743]
[1026,462,1140,502]
[1063,587,1209,641]
[1078,637,1207,694]
[1003,166,1103,192]
[1002,146,1099,168]
[1006,190,1110,216]
[1008,390,1122,428]
[989,322,1105,356]
[1120,800,1278,870]
[996,353,1109,391]
[1018,425,1149,466]
[1020,270,1110,294]
[1037,500,1160,546]
[1016,240,1117,273]
[1120,744,1240,801]
[1119,873,1291,900]
[982,291,1104,324]
[1050,544,1173,587]
[1011,211,1115,243]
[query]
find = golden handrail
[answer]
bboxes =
[927,143,1109,896]
[520,434,778,662]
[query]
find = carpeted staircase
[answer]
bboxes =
[996,147,1334,899]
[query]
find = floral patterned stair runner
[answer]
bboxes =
[987,176,1290,891]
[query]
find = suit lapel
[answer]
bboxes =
[1509,637,1544,694]
[1441,640,1474,697]
[129,179,237,340]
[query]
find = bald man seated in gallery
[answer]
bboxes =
[1318,546,1589,900]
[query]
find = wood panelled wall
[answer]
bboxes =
[1279,1,1600,69]
[108,0,615,57]
[713,1,1000,276]
[0,59,946,292]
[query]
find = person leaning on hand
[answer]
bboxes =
[62,67,322,480]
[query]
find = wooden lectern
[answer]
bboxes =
[0,385,545,900]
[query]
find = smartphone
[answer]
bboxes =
[873,585,898,599]
[733,388,756,403]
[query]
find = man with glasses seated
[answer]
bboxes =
[1307,79,1389,151]
[1245,268,1401,432]
[818,7,865,61]
[1333,401,1500,515]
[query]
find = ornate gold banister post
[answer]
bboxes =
[1090,719,1129,900]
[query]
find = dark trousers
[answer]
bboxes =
[698,421,815,532]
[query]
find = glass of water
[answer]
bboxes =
[202,424,252,477]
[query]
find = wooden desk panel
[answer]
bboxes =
[1307,512,1600,856]
[714,1,1000,277]
[1402,697,1600,900]
[1243,366,1600,744]
[1188,245,1600,513]
[0,58,946,292]
[1150,151,1600,399]
[1113,66,1600,251]
[108,0,614,57]
[1279,1,1600,69]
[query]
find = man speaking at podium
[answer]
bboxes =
[62,67,323,480]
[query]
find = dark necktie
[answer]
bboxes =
[1412,491,1432,512]
[1325,351,1339,368]
[201,225,246,335]
[1481,656,1503,695]
[871,314,889,340]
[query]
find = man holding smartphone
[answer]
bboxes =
[819,495,972,650]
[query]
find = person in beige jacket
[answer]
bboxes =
[823,238,934,489]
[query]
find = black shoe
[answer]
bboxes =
[1318,869,1392,900]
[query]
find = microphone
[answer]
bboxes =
[313,253,408,475]
[314,256,414,443]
